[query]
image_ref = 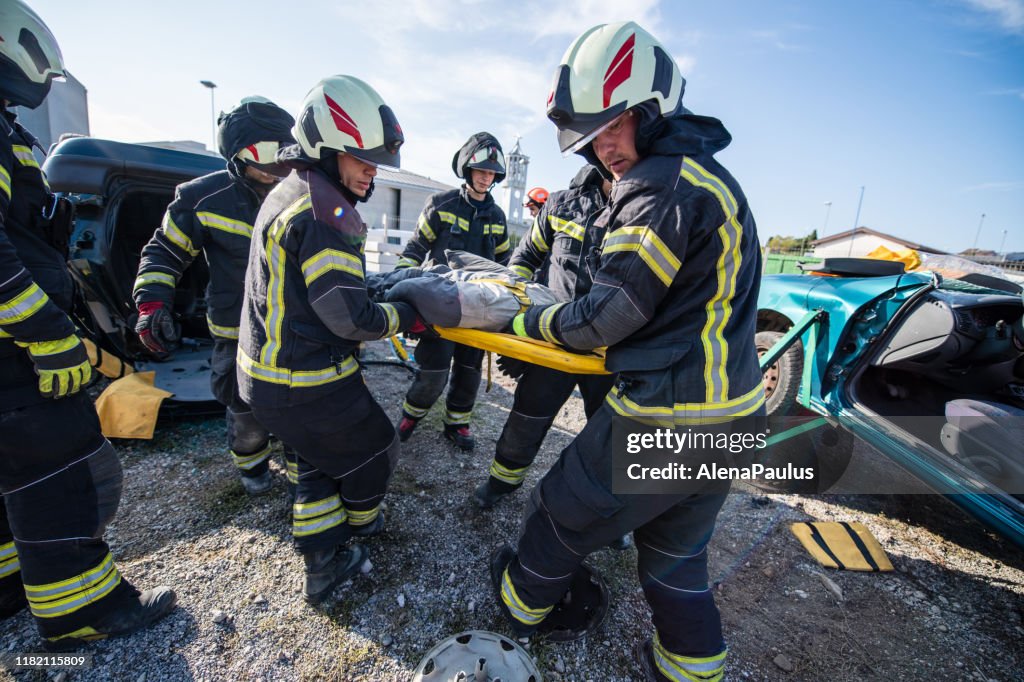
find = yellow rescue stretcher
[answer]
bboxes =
[434,326,609,375]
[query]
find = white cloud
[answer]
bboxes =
[963,0,1024,34]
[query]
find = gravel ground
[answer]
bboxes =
[2,339,1022,681]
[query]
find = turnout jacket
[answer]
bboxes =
[509,165,607,301]
[396,186,510,268]
[519,114,765,425]
[134,169,263,340]
[238,166,417,409]
[0,111,77,400]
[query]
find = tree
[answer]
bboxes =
[766,230,817,253]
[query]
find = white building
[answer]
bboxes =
[13,71,90,163]
[811,227,946,259]
[361,167,454,273]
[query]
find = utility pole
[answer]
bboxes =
[200,80,217,151]
[971,212,986,253]
[848,186,865,257]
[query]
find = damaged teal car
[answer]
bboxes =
[754,258,1024,548]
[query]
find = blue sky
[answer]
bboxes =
[30,0,1024,253]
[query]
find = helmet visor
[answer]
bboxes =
[467,145,505,175]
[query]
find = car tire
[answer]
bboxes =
[753,330,854,494]
[756,330,802,416]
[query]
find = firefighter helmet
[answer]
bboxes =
[0,0,65,109]
[217,96,296,175]
[546,21,684,154]
[524,187,549,208]
[452,132,505,184]
[294,75,404,169]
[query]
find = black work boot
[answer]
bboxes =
[240,469,273,496]
[397,414,420,442]
[350,512,385,538]
[473,478,519,510]
[636,638,669,681]
[444,424,475,451]
[489,544,537,640]
[44,586,178,652]
[0,582,27,619]
[302,544,368,605]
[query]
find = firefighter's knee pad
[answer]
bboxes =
[407,368,449,408]
[497,411,556,464]
[227,408,270,454]
[6,440,122,542]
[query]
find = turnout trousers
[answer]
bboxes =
[251,372,400,553]
[488,364,614,491]
[0,359,141,643]
[402,338,484,426]
[211,339,296,485]
[500,402,730,669]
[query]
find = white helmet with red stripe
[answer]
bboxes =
[294,75,404,170]
[546,21,684,154]
[0,0,65,109]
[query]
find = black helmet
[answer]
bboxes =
[0,0,65,109]
[452,132,506,184]
[217,96,296,176]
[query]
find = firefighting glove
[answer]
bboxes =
[135,301,180,355]
[510,312,529,338]
[496,355,529,379]
[18,334,93,399]
[405,317,439,340]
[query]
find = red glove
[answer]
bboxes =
[135,301,180,355]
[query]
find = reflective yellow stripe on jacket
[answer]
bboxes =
[550,216,585,241]
[197,211,253,238]
[0,165,11,200]
[24,553,122,619]
[161,214,200,257]
[12,145,39,169]
[260,194,312,366]
[301,248,364,286]
[0,282,49,326]
[238,347,358,389]
[606,383,765,427]
[133,270,177,293]
[680,157,743,403]
[602,225,680,287]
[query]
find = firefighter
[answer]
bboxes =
[394,133,510,450]
[475,165,615,509]
[237,75,419,604]
[0,0,175,650]
[523,186,548,218]
[133,97,298,496]
[490,23,765,682]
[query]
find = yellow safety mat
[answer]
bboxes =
[790,521,894,572]
[82,338,134,379]
[435,327,609,375]
[94,372,172,440]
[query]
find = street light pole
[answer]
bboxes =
[999,229,1008,261]
[199,80,217,151]
[821,200,832,237]
[848,186,865,257]
[971,212,986,253]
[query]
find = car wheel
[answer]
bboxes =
[748,421,855,494]
[756,330,803,416]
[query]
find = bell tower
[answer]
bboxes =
[502,137,528,229]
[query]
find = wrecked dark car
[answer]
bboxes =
[43,136,224,407]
